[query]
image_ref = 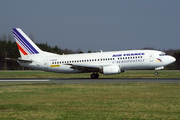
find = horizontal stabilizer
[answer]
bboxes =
[6,58,33,62]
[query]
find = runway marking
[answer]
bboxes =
[0,80,50,82]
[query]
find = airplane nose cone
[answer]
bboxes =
[163,56,176,66]
[170,56,176,63]
[172,56,176,62]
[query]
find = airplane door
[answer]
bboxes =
[44,59,49,69]
[149,53,154,62]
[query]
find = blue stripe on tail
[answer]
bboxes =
[12,28,39,54]
[13,31,33,54]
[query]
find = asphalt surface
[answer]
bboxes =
[0,78,180,84]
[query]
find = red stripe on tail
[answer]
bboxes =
[17,43,28,55]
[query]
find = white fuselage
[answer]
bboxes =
[11,28,176,78]
[18,49,175,74]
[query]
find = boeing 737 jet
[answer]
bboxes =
[7,28,176,78]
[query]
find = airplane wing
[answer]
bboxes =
[68,64,102,72]
[6,58,33,62]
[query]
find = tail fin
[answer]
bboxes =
[12,28,42,59]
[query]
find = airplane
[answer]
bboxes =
[7,28,176,79]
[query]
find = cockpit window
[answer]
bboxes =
[159,53,167,56]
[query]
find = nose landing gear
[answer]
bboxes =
[154,66,164,75]
[154,71,158,75]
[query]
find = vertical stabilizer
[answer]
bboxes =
[12,28,42,59]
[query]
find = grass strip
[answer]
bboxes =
[0,83,179,119]
[0,70,180,78]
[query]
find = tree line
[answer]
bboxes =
[0,34,180,70]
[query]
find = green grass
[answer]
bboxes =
[0,83,180,119]
[0,70,180,78]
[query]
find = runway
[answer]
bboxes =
[0,78,180,84]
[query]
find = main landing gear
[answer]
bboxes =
[90,73,99,79]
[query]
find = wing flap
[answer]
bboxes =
[69,64,102,72]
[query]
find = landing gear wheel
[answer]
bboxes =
[90,74,95,79]
[90,73,99,79]
[154,71,158,75]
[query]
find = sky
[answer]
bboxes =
[0,0,180,52]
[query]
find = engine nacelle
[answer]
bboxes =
[103,65,121,75]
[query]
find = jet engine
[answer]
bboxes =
[103,65,121,75]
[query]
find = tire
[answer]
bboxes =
[154,71,158,75]
[90,74,99,79]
